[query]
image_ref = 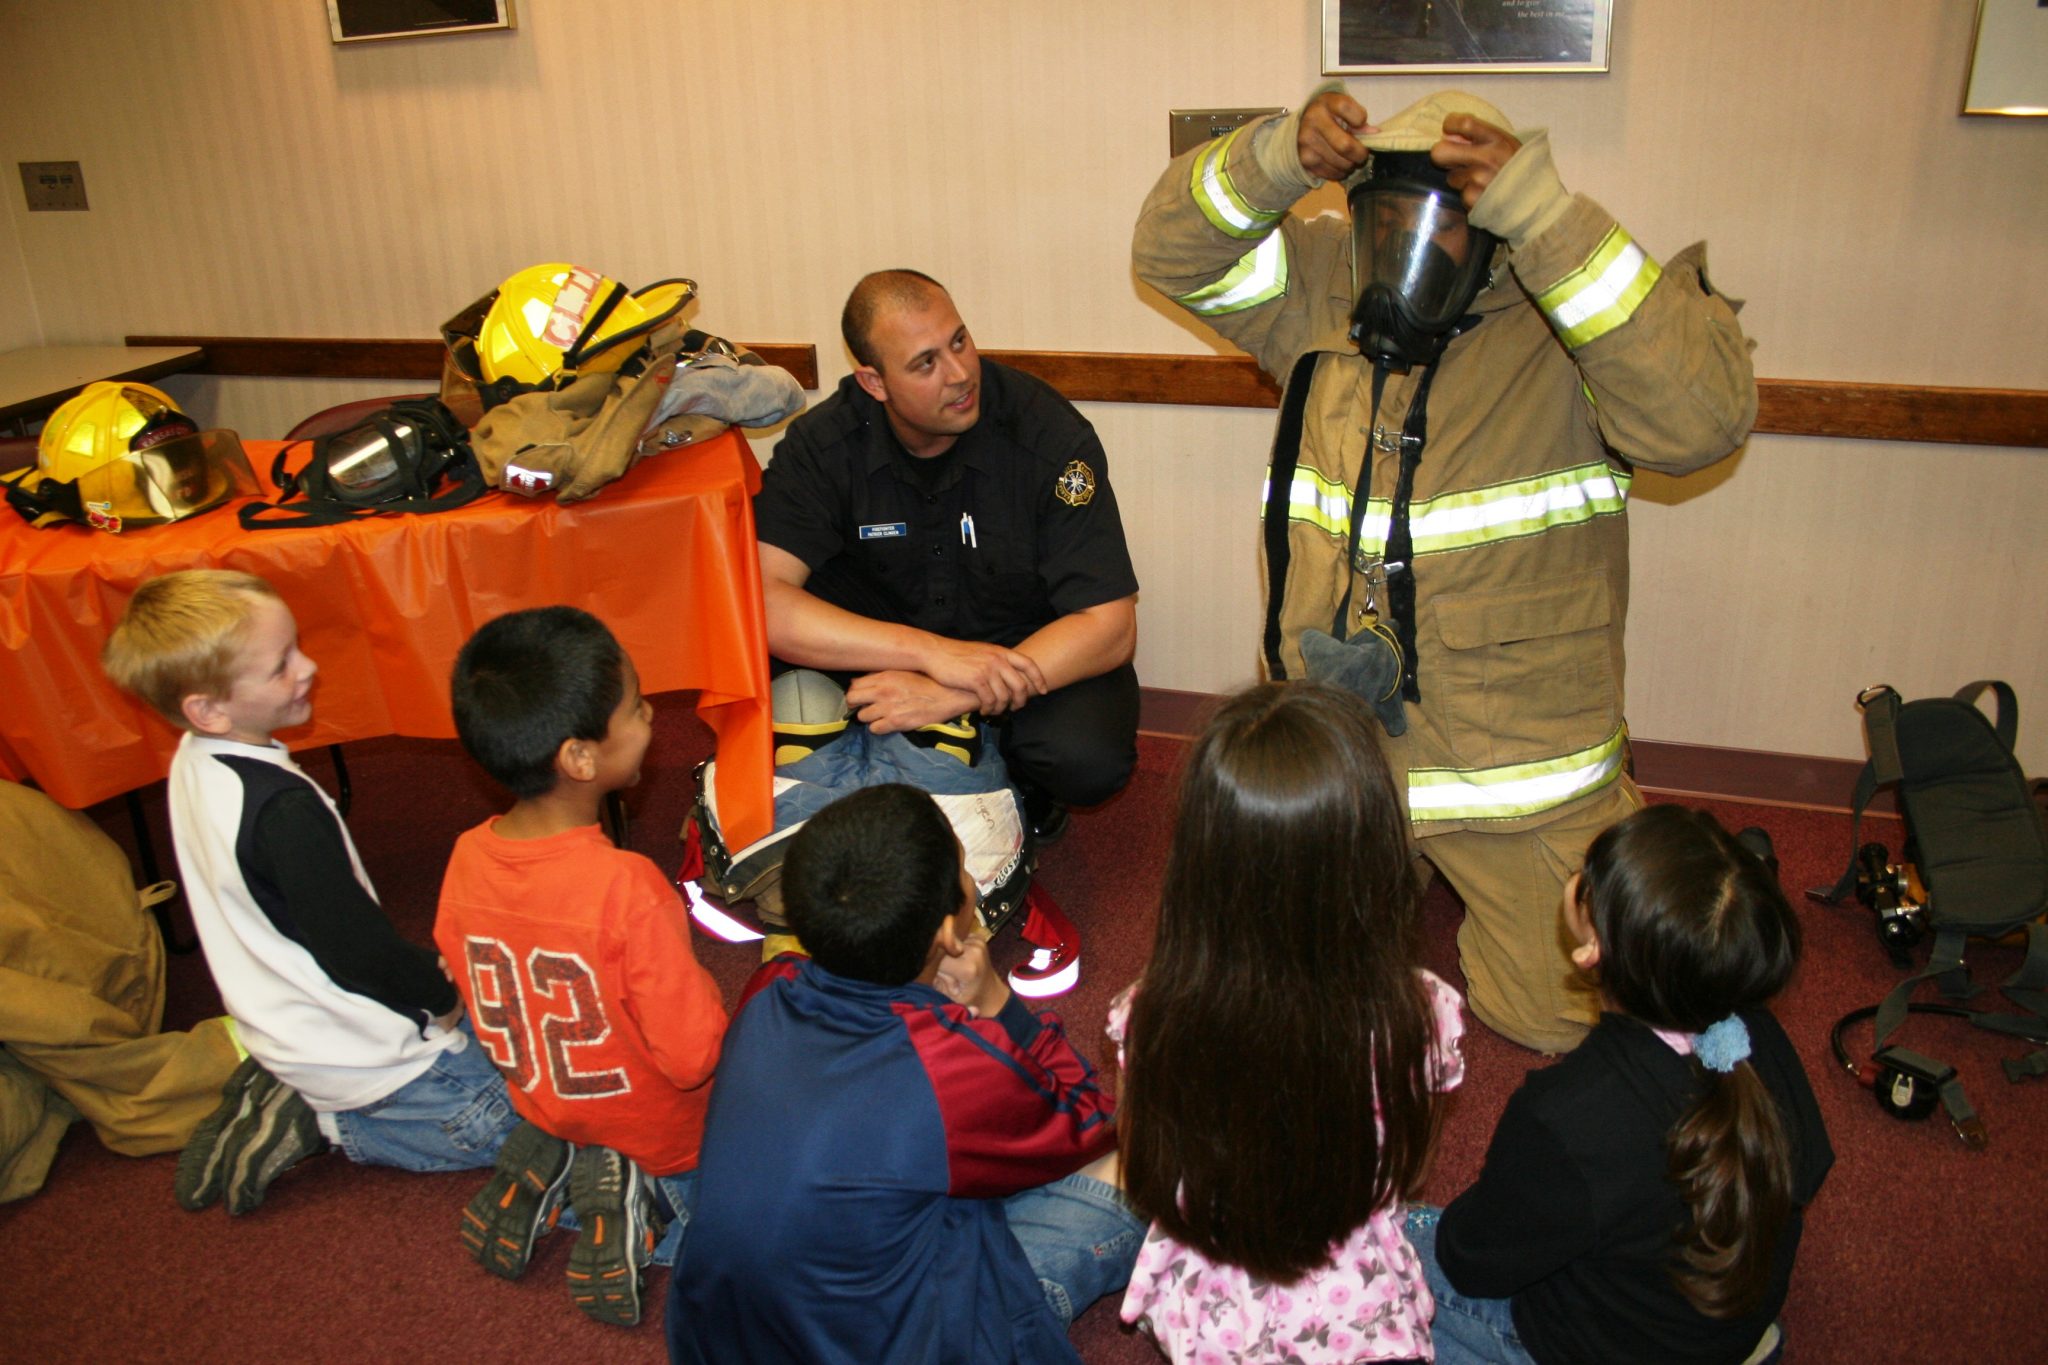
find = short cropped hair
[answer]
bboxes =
[102,569,279,727]
[781,784,962,985]
[840,269,947,369]
[451,606,625,800]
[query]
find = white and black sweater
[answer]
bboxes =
[168,733,461,1112]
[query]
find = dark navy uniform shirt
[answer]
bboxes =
[754,359,1138,650]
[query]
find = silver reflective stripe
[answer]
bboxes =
[1408,725,1627,822]
[1191,126,1284,239]
[1537,226,1661,349]
[1273,462,1630,556]
[1404,464,1629,554]
[1263,464,1353,536]
[1179,232,1288,316]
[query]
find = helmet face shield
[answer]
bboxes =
[1347,154,1498,370]
[55,429,258,532]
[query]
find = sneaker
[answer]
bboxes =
[222,1078,327,1216]
[565,1146,667,1327]
[175,1056,271,1211]
[1007,885,1082,999]
[460,1122,573,1280]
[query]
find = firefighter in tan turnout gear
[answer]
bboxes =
[1133,89,1757,1052]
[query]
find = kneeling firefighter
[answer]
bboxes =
[1132,88,1758,1052]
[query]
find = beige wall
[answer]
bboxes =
[0,179,38,349]
[3,1,2043,766]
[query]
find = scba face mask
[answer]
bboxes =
[1347,152,1498,372]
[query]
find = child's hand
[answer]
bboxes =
[934,936,1011,1019]
[431,1001,465,1034]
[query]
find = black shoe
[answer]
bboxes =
[461,1122,573,1280]
[565,1146,666,1327]
[1025,793,1069,844]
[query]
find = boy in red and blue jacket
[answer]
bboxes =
[667,784,1139,1365]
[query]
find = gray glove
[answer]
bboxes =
[1300,626,1407,737]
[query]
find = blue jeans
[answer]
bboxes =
[1404,1205,1538,1365]
[1005,1171,1146,1326]
[319,1023,517,1173]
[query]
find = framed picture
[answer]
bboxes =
[1961,0,2048,117]
[327,0,515,45]
[1322,0,1612,75]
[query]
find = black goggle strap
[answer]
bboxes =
[567,278,697,373]
[558,279,632,370]
[1,463,78,527]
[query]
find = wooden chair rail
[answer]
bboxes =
[984,352,2048,450]
[127,336,820,391]
[127,337,2046,449]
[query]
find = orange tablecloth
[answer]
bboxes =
[0,428,773,849]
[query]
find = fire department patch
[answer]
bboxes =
[1054,460,1095,507]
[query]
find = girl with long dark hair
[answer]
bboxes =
[1111,682,1465,1363]
[1410,804,1833,1364]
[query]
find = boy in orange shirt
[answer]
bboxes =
[436,606,727,1327]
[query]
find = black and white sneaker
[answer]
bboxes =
[222,1076,327,1215]
[175,1056,270,1211]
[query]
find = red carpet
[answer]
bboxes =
[3,696,2041,1362]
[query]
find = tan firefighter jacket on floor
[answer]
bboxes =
[1133,117,1757,837]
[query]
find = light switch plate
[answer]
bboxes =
[20,162,88,211]
[1169,108,1284,158]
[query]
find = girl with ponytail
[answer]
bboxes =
[1408,804,1834,1365]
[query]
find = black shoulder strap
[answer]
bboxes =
[1261,350,1326,680]
[1952,679,2018,752]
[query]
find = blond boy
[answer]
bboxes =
[104,570,515,1214]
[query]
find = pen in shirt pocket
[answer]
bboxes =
[960,513,977,548]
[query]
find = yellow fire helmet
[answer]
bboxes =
[1,382,258,533]
[441,263,696,409]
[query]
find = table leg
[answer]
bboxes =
[126,790,197,954]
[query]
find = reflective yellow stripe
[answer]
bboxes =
[1262,464,1354,537]
[1536,226,1661,349]
[1190,126,1285,239]
[1409,725,1627,822]
[1179,232,1288,316]
[1405,463,1629,555]
[1270,462,1630,556]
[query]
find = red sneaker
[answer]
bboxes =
[1007,885,1082,999]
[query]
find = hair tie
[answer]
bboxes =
[1690,1015,1751,1073]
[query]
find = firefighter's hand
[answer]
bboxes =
[1434,113,1522,210]
[918,637,1045,714]
[1298,90,1375,181]
[847,670,980,735]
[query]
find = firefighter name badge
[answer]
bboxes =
[1054,460,1095,507]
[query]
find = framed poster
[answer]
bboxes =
[1961,0,2048,116]
[1322,0,1612,75]
[327,0,515,44]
